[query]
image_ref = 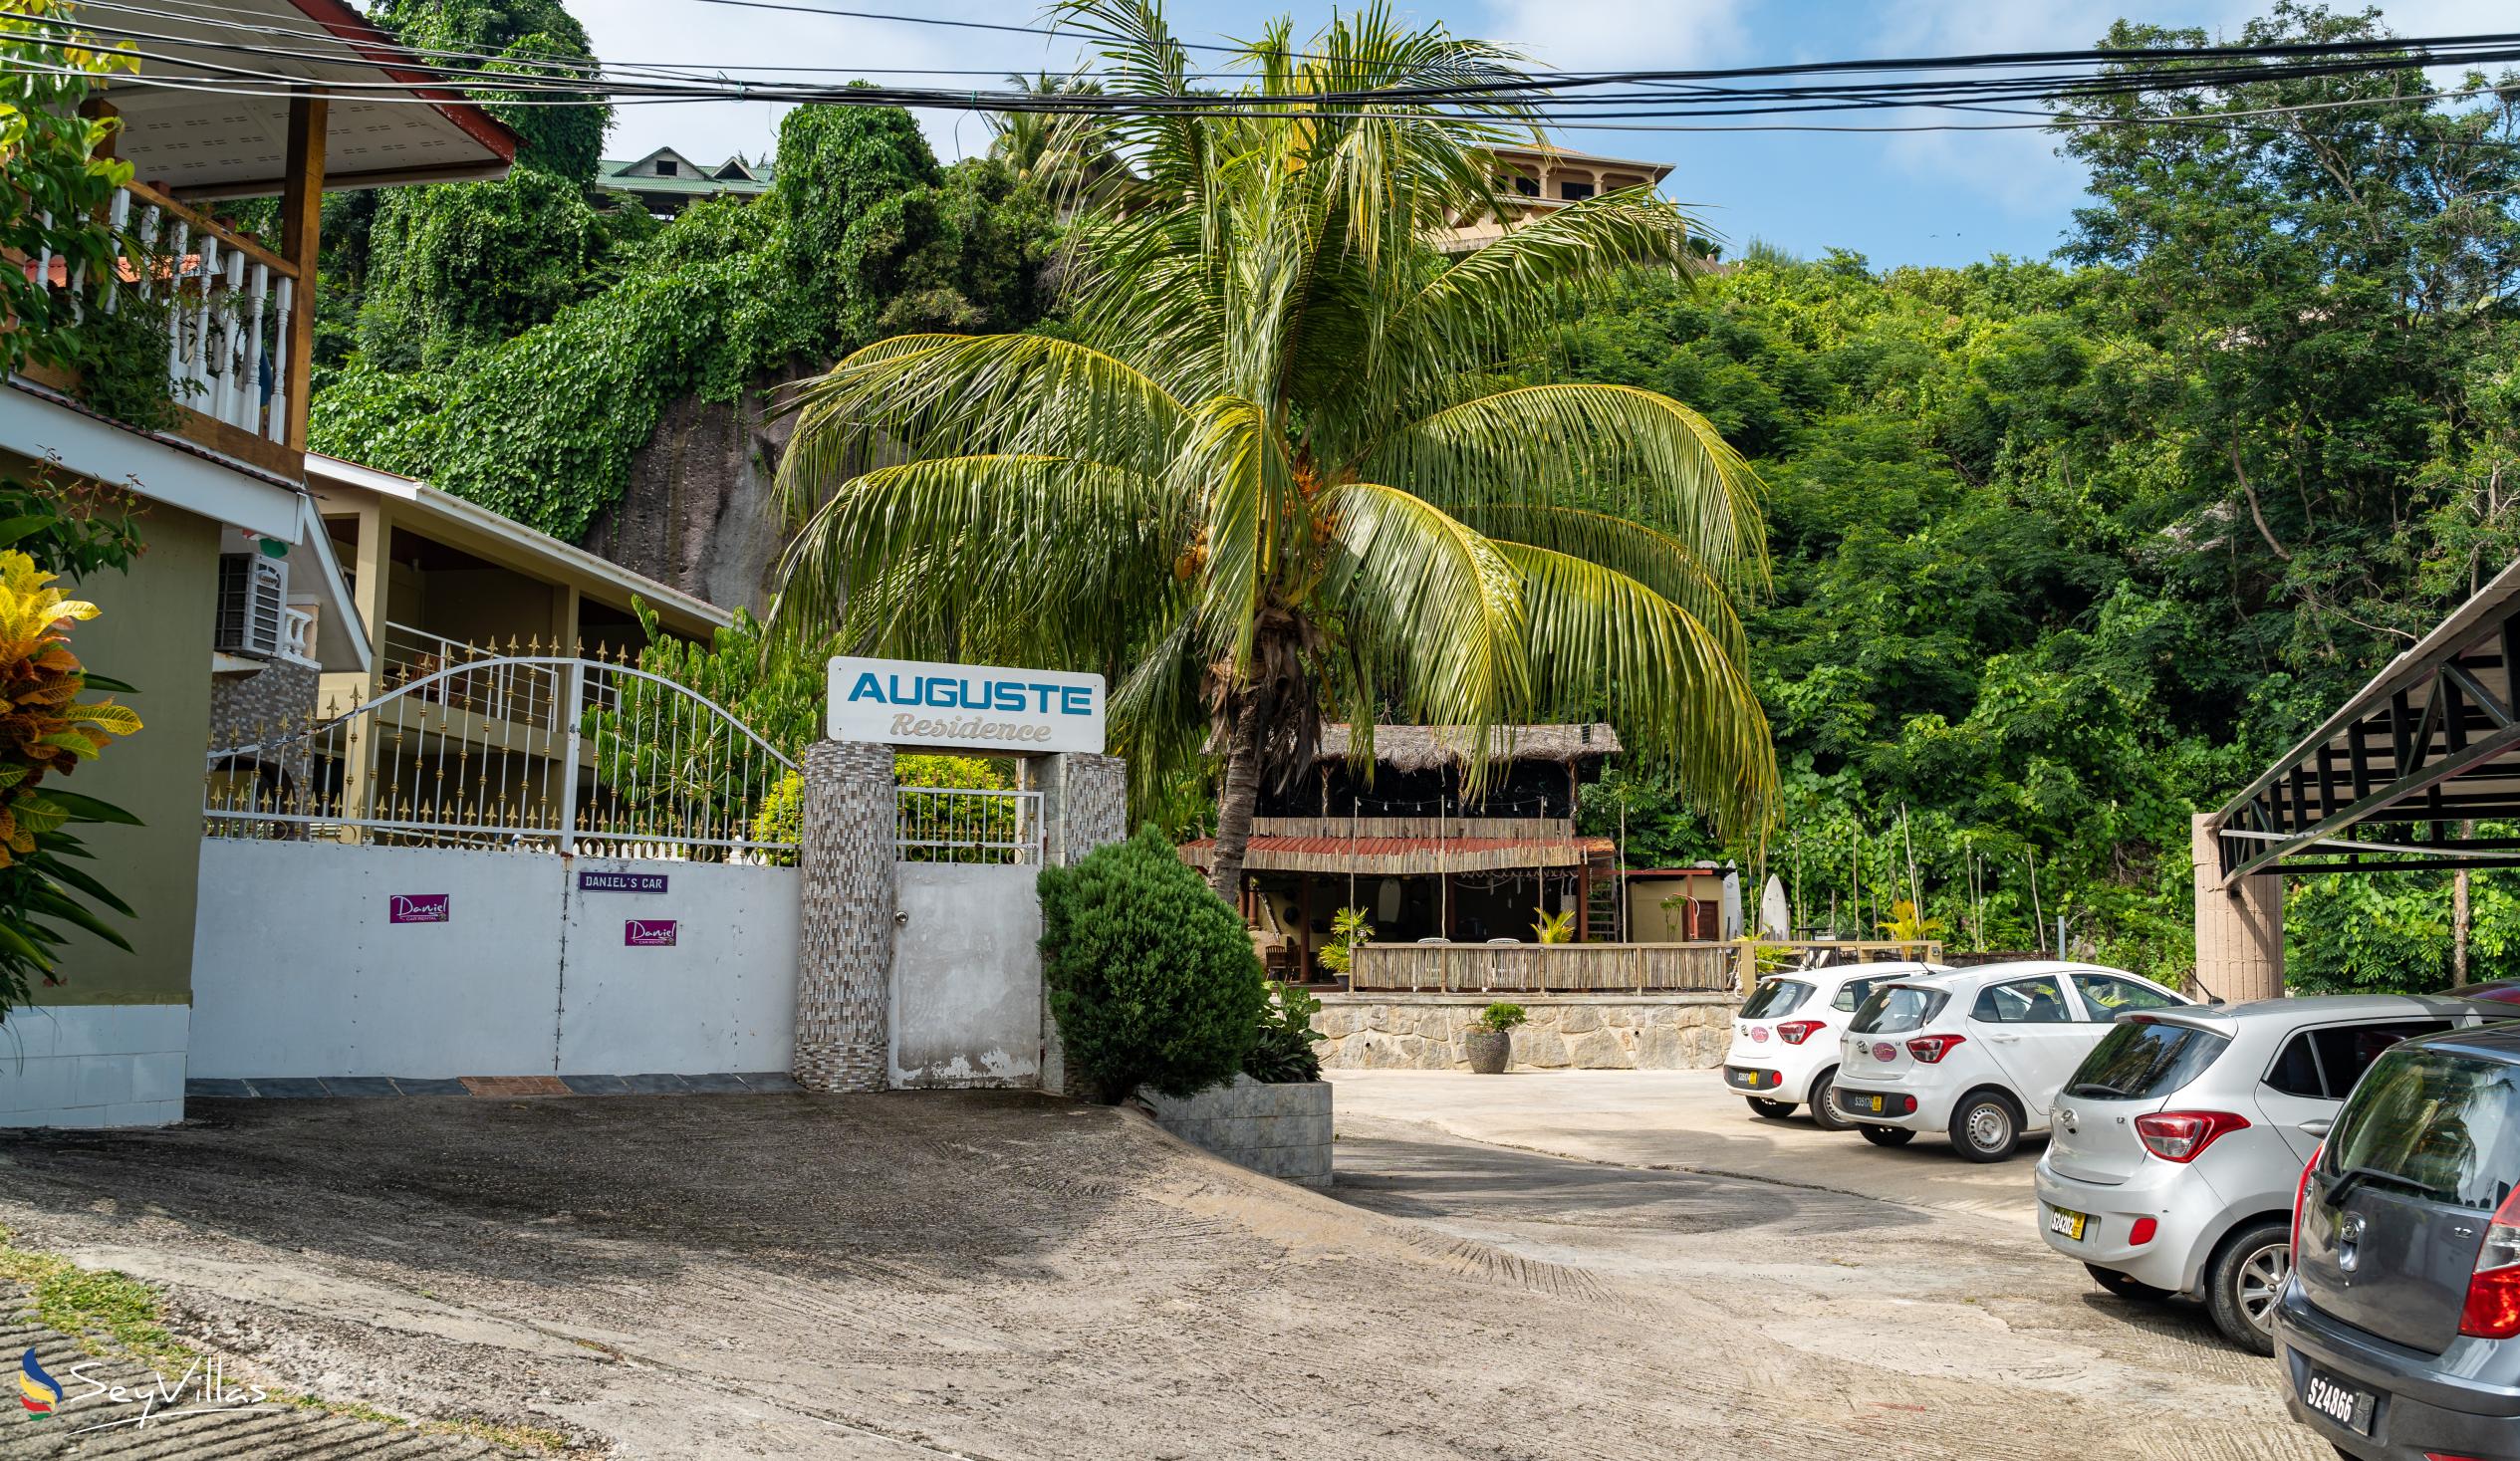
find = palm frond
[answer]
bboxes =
[1494,541,1775,840]
[1364,381,1768,591]
[1315,481,1529,749]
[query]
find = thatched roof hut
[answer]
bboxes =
[1313,723,1622,772]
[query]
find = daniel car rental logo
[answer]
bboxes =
[18,1347,63,1415]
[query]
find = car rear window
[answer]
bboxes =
[1833,976,1888,1013]
[2326,1045,2520,1211]
[2064,1019,2230,1100]
[1742,979,1813,1020]
[1852,984,1949,1035]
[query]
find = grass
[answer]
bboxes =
[0,1223,580,1456]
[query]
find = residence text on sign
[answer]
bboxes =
[827,656,1107,755]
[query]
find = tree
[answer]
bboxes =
[774,0,1777,901]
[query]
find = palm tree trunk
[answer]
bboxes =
[1208,692,1266,902]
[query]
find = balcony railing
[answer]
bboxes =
[15,181,302,455]
[277,606,318,667]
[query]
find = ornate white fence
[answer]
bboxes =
[204,653,798,860]
[897,786,1043,865]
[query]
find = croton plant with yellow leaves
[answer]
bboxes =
[0,546,141,1021]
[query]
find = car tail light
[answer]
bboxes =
[1904,1034,1966,1064]
[2458,1183,2520,1339]
[2130,1217,2157,1246]
[1777,1021,1825,1045]
[2292,1144,2320,1257]
[2134,1110,2251,1163]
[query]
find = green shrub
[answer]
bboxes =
[1474,1002,1528,1034]
[1244,980,1325,1083]
[1038,825,1267,1100]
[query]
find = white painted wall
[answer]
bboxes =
[890,862,1041,1089]
[557,857,799,1075]
[190,841,800,1079]
[0,1002,187,1127]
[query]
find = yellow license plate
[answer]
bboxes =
[2048,1206,2088,1242]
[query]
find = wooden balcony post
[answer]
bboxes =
[279,94,327,452]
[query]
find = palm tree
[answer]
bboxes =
[774,0,1776,899]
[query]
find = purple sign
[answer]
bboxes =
[625,918,678,947]
[580,870,669,894]
[389,893,450,924]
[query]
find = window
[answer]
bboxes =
[1511,174,1539,197]
[2269,1020,2455,1100]
[2326,1045,2520,1210]
[1851,984,1949,1035]
[2266,1033,2325,1098]
[1741,979,1813,1020]
[2066,1020,2230,1101]
[654,158,679,176]
[1558,180,1596,201]
[2070,973,2180,1022]
[1971,977,2073,1025]
[1833,976,1888,1013]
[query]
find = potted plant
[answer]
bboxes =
[1463,1002,1526,1075]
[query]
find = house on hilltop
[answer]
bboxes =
[597,147,774,216]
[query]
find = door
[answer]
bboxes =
[1966,975,2089,1122]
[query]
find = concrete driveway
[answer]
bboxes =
[1329,1067,2044,1219]
[0,1085,2321,1461]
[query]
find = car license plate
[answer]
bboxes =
[2047,1206,2087,1242]
[2300,1367,2377,1436]
[1849,1093,1884,1114]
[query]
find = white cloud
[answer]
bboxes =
[1476,0,1756,73]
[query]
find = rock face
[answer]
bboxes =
[579,380,803,615]
[1313,994,1737,1072]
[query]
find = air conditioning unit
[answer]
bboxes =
[214,553,288,658]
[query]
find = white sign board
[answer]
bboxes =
[827,656,1107,755]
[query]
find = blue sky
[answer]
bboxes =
[577,0,2504,268]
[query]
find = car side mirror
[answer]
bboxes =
[2298,1117,2333,1139]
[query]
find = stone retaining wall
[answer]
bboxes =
[1313,993,1739,1071]
[1140,1075,1333,1188]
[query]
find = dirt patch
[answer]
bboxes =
[0,1091,2318,1459]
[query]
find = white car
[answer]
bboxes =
[2036,994,2508,1353]
[1723,961,1948,1129]
[1832,961,2192,1161]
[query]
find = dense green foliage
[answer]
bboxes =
[1567,4,2520,988]
[1038,826,1269,1100]
[313,102,1054,541]
[1244,980,1326,1083]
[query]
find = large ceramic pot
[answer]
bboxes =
[1462,1028,1512,1075]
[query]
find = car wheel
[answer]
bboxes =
[2208,1218,2290,1356]
[1948,1090,2023,1162]
[1858,1124,1915,1147]
[2084,1264,2172,1302]
[1808,1068,1855,1131]
[1745,1096,1796,1119]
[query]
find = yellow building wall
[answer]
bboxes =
[52,505,218,1006]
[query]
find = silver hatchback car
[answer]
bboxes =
[2036,995,2506,1353]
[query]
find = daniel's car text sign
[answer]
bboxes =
[828,657,1106,755]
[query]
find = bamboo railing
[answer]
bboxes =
[1346,938,1945,995]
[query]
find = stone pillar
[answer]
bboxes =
[1036,752,1129,1097]
[793,740,896,1093]
[2193,812,2283,1002]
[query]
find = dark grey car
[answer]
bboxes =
[2276,1027,2520,1460]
